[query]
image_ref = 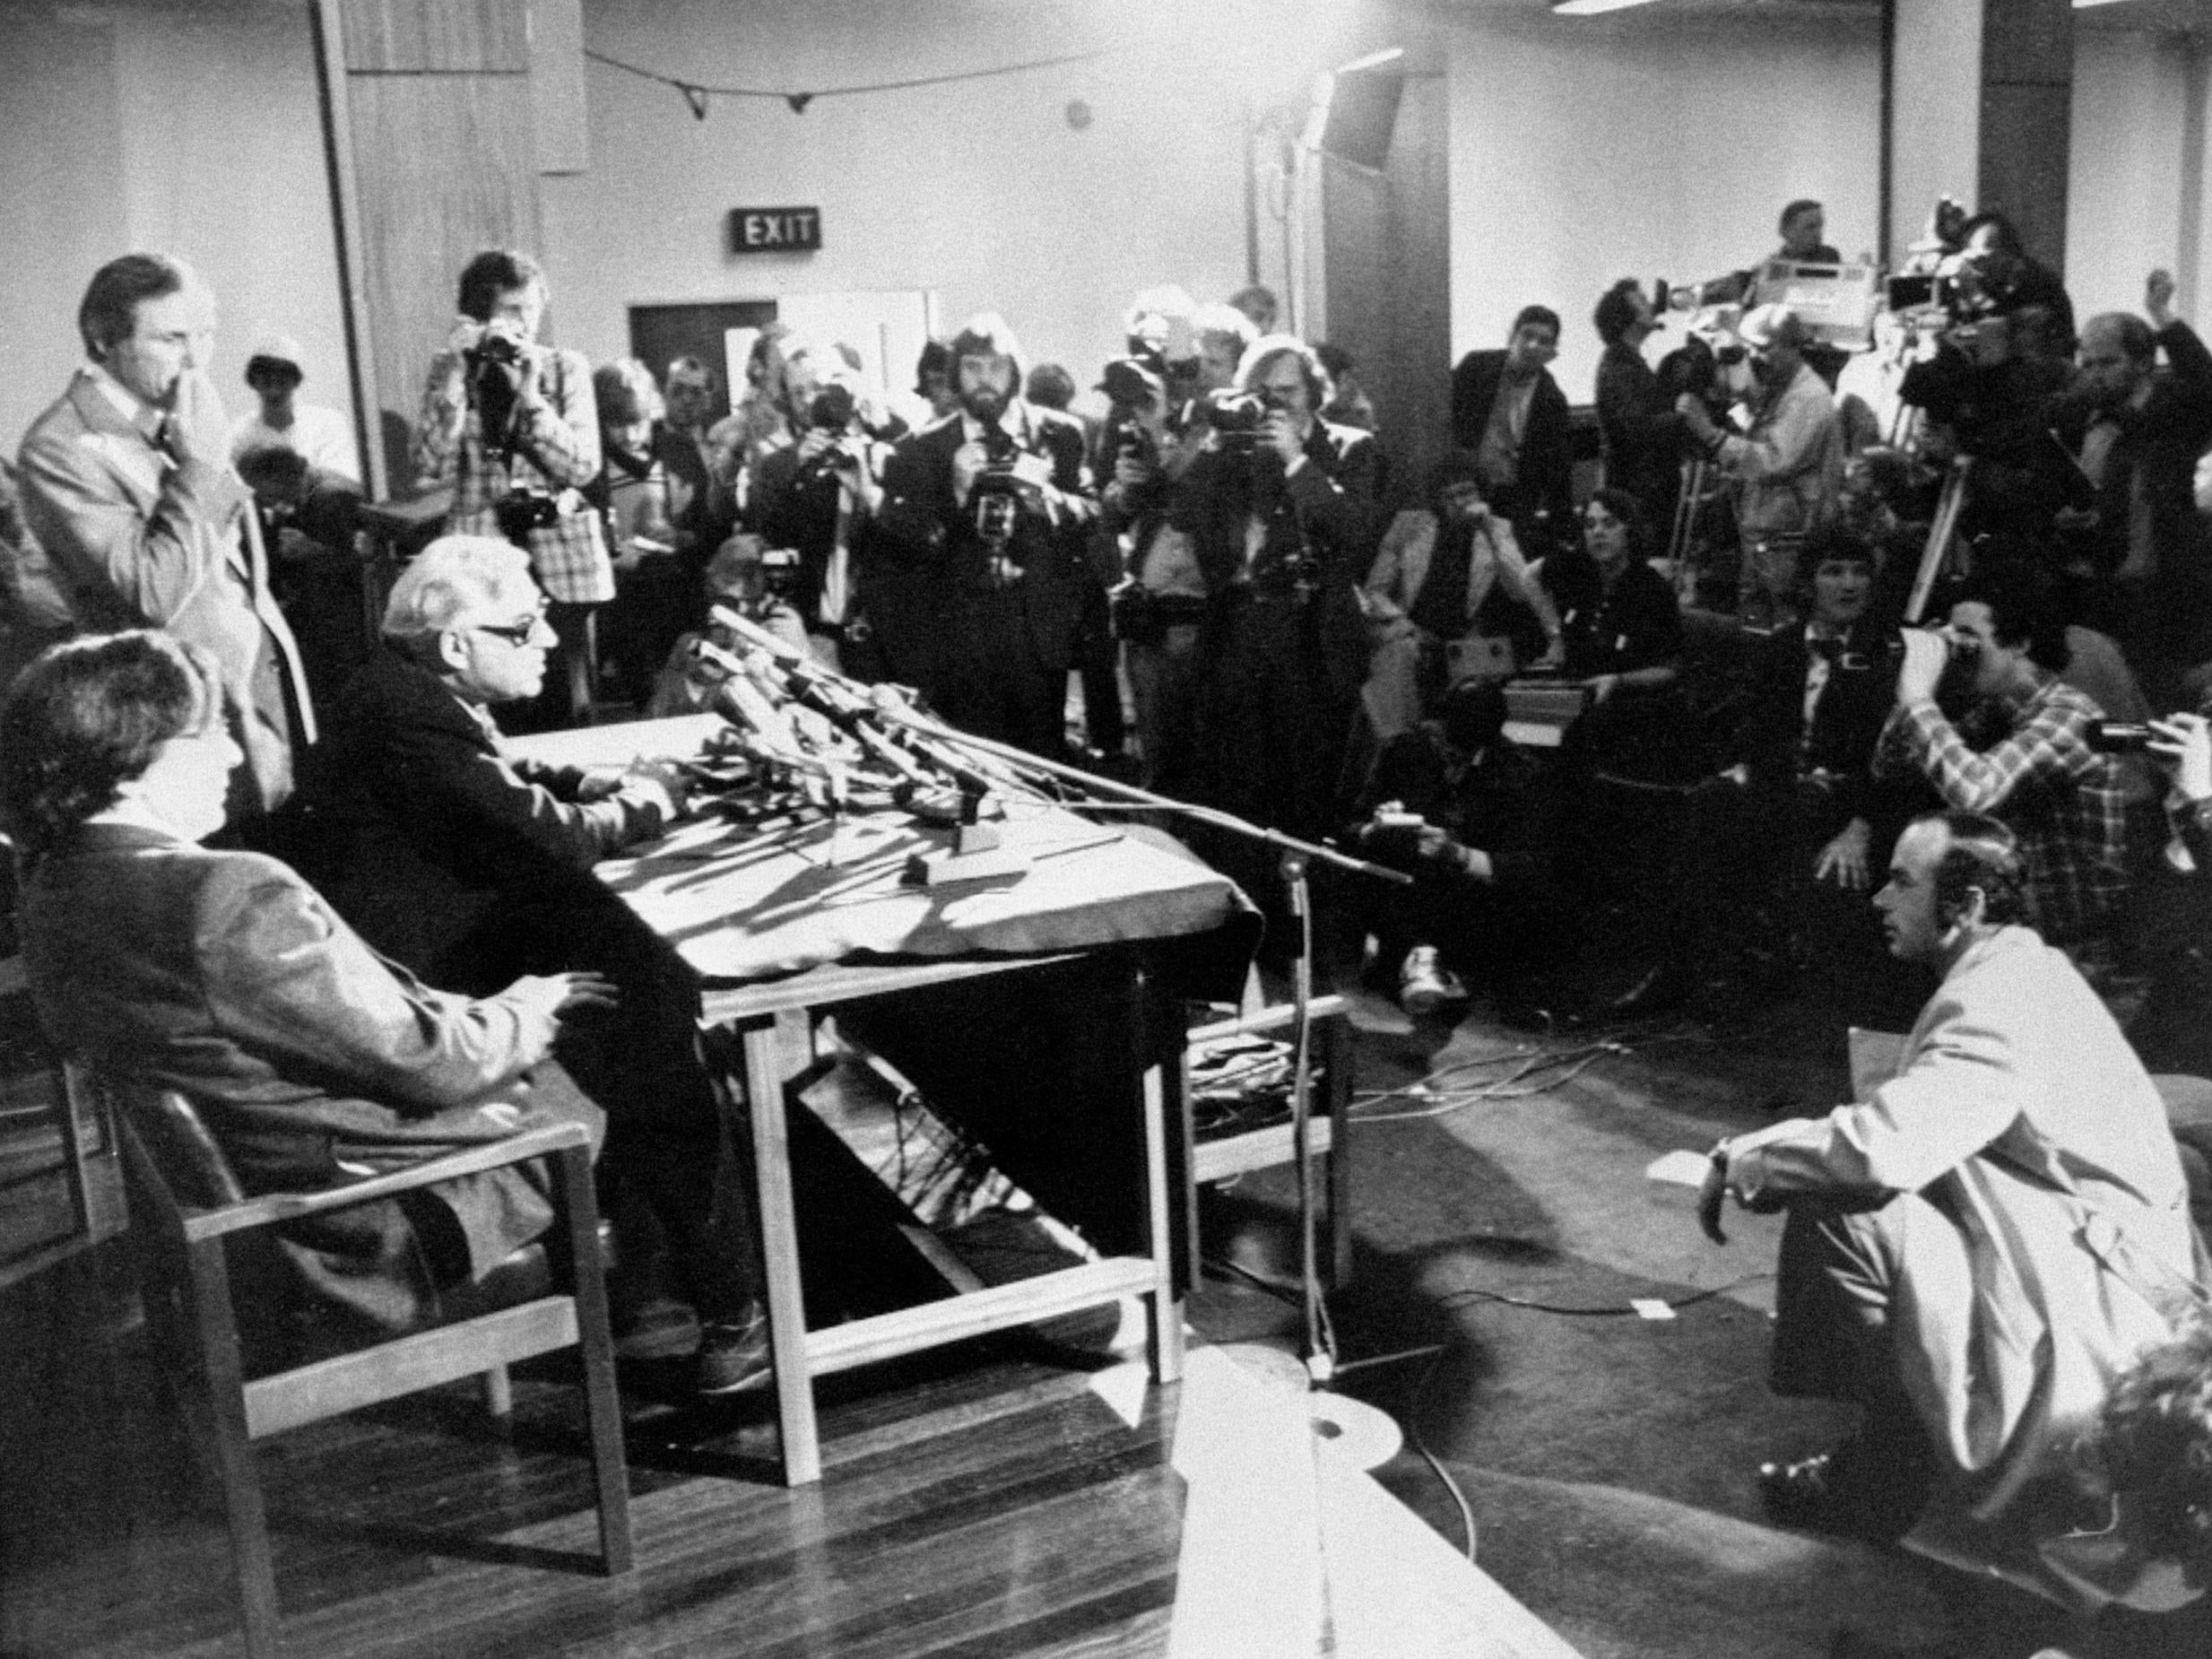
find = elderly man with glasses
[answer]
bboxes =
[277,534,772,1395]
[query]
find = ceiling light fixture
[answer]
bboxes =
[1551,0,1662,15]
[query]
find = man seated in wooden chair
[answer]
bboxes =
[0,630,610,1363]
[279,536,769,1394]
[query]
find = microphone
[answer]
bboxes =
[701,634,939,793]
[865,685,1007,801]
[710,604,807,663]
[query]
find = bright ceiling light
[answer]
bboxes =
[1551,0,1662,14]
[2070,0,2135,8]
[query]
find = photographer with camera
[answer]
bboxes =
[746,336,889,674]
[1870,568,2127,990]
[1947,212,2076,351]
[1097,300,1229,793]
[1676,304,1844,630]
[412,249,607,729]
[1895,300,2080,559]
[1168,334,1376,849]
[1350,678,1568,1021]
[1593,279,1691,533]
[872,313,1097,757]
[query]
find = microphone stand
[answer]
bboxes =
[863,694,1408,1383]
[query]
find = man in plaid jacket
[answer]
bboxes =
[413,249,608,726]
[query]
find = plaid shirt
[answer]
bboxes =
[412,341,612,604]
[1875,675,2126,969]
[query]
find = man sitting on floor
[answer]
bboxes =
[1697,812,2202,1620]
[1350,678,1566,1020]
[281,534,768,1394]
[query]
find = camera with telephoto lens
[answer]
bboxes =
[2086,720,2156,755]
[492,485,560,545]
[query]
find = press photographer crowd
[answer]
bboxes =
[12,207,2212,1656]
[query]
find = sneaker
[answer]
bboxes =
[1399,946,1470,1017]
[695,1312,774,1395]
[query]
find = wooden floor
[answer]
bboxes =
[1,1238,1188,1659]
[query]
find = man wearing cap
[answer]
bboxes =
[1676,303,1843,629]
[15,252,314,819]
[230,335,359,482]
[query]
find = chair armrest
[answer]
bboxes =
[178,1122,594,1245]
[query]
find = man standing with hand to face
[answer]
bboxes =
[17,253,314,820]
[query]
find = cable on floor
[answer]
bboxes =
[1436,1270,1774,1318]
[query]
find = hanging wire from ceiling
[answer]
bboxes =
[584,44,1121,119]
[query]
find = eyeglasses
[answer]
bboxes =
[472,596,551,647]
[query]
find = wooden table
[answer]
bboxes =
[508,717,1225,1484]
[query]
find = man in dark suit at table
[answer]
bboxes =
[282,533,768,1393]
[15,253,315,822]
[1450,305,1574,558]
[872,313,1098,757]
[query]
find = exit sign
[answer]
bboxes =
[728,206,821,254]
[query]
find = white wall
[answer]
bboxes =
[1446,8,1883,404]
[1889,0,1982,267]
[0,0,349,465]
[2068,30,2197,325]
[544,0,1358,390]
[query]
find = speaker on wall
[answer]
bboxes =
[1317,60,1403,171]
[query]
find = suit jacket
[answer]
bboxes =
[651,420,736,575]
[15,370,314,816]
[1448,352,1574,535]
[1727,926,2195,1611]
[284,648,671,987]
[20,821,595,1348]
[1171,418,1379,702]
[872,403,1097,677]
[1593,342,1685,528]
[1729,616,1905,826]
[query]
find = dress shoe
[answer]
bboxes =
[1601,960,1687,1022]
[695,1312,774,1395]
[1758,1437,1929,1542]
[1398,945,1470,1017]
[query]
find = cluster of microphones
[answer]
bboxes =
[692,608,1024,824]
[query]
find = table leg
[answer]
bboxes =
[1141,1056,1184,1385]
[740,1022,820,1485]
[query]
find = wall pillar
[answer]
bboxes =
[1885,0,2072,272]
[313,0,557,497]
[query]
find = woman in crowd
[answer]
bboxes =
[0,630,611,1365]
[1358,449,1562,746]
[1533,487,1686,775]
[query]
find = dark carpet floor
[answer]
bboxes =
[1191,986,2212,1659]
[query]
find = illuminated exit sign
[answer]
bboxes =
[728,206,822,254]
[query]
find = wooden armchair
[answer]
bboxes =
[85,1068,633,1659]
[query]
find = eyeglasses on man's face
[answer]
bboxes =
[471,595,551,647]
